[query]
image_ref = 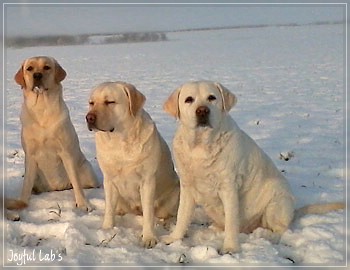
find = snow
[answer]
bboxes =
[3,23,346,267]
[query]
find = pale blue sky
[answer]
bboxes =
[4,4,345,37]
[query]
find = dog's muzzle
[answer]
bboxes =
[86,112,114,132]
[86,112,96,131]
[32,72,47,93]
[196,106,210,127]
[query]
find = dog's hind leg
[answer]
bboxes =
[262,195,294,236]
[80,160,99,188]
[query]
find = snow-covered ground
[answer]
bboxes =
[3,23,346,266]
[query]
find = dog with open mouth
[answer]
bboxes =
[14,56,99,211]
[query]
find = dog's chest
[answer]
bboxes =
[21,99,69,145]
[178,145,227,202]
[22,121,63,152]
[96,132,158,182]
[174,131,234,204]
[175,132,229,174]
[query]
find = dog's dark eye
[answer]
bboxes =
[208,95,217,101]
[89,101,94,106]
[105,101,116,105]
[185,96,194,104]
[43,65,51,70]
[26,66,33,71]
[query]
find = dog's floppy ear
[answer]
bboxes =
[163,87,181,119]
[14,63,26,88]
[215,82,237,112]
[54,61,66,83]
[123,83,146,117]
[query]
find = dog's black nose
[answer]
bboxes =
[196,106,210,117]
[86,113,96,125]
[196,106,210,127]
[33,73,43,80]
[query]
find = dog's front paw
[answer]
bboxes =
[102,217,114,230]
[161,234,181,245]
[6,211,21,221]
[75,200,94,212]
[142,235,158,249]
[219,244,241,255]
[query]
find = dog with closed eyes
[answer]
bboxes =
[86,81,179,248]
[162,80,344,254]
[14,56,99,211]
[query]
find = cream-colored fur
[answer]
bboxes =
[4,198,27,221]
[162,80,344,254]
[86,81,179,248]
[14,56,99,211]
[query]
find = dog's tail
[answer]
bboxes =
[4,198,27,210]
[294,202,345,220]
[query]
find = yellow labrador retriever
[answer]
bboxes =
[14,56,99,211]
[162,80,344,254]
[86,81,179,248]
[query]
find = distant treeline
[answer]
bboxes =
[5,20,343,48]
[169,20,343,33]
[5,32,168,48]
